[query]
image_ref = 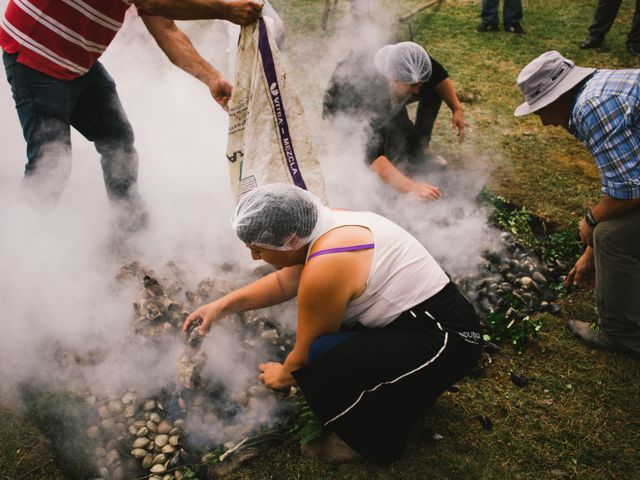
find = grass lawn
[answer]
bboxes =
[221,0,640,478]
[1,1,639,479]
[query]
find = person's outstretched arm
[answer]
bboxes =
[183,265,303,334]
[370,155,441,200]
[134,0,263,24]
[433,78,465,143]
[142,16,233,109]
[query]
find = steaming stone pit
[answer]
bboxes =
[23,230,565,479]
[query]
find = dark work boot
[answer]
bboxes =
[580,36,603,49]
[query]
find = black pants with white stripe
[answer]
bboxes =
[292,282,482,464]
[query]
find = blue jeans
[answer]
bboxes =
[308,330,362,362]
[3,52,141,208]
[481,0,523,27]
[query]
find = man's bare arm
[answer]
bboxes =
[370,155,441,200]
[142,16,232,109]
[134,0,262,24]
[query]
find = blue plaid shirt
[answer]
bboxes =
[569,69,640,200]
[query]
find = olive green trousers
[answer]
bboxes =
[594,204,640,355]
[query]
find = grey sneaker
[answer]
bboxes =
[506,22,525,34]
[301,432,363,464]
[565,320,617,351]
[476,21,498,32]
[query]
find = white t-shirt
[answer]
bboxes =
[306,210,449,328]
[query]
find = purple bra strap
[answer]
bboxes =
[307,243,375,261]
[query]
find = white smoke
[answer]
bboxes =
[0,0,499,422]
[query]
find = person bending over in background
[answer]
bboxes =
[0,0,261,232]
[476,0,525,33]
[515,51,640,356]
[324,41,465,201]
[184,183,482,464]
[579,0,640,55]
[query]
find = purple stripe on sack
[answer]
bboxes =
[257,18,308,190]
[307,243,375,260]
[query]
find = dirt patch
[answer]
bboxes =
[0,404,64,480]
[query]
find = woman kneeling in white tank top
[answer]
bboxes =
[184,183,482,465]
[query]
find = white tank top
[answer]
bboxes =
[306,210,449,328]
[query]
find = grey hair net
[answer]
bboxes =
[232,184,331,251]
[374,42,432,84]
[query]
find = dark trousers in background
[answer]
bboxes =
[594,205,640,355]
[480,0,523,28]
[2,52,141,208]
[585,0,640,47]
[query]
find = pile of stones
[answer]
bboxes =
[455,232,565,326]
[41,230,570,479]
[70,261,295,480]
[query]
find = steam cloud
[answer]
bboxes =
[0,0,499,434]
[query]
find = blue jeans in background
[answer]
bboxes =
[481,0,523,28]
[3,52,144,220]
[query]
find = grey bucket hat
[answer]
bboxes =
[514,51,595,117]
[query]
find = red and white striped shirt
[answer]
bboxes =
[0,0,138,80]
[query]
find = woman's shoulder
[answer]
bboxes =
[311,224,374,253]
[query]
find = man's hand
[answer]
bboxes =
[578,216,595,246]
[258,362,295,390]
[410,181,441,201]
[224,0,263,26]
[451,109,465,143]
[183,301,223,335]
[566,247,595,290]
[208,76,233,110]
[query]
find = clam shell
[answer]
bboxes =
[142,453,154,469]
[155,434,169,447]
[157,420,172,434]
[121,391,136,404]
[106,449,120,465]
[161,444,176,454]
[98,405,110,419]
[131,448,147,458]
[132,437,150,449]
[150,464,167,474]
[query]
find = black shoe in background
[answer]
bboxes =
[627,44,640,55]
[476,21,498,32]
[506,22,525,34]
[580,37,602,49]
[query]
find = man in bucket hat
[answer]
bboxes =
[515,50,640,356]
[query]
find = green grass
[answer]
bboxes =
[2,1,640,479]
[219,1,640,478]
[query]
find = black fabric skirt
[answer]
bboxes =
[291,282,482,464]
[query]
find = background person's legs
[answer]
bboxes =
[3,52,77,206]
[626,0,640,53]
[414,92,442,151]
[594,206,640,356]
[502,0,523,28]
[479,0,499,29]
[583,0,623,45]
[70,62,148,232]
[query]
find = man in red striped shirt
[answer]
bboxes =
[1,0,262,232]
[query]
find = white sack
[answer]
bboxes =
[225,19,327,203]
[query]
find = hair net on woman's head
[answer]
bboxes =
[232,184,327,251]
[374,42,432,84]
